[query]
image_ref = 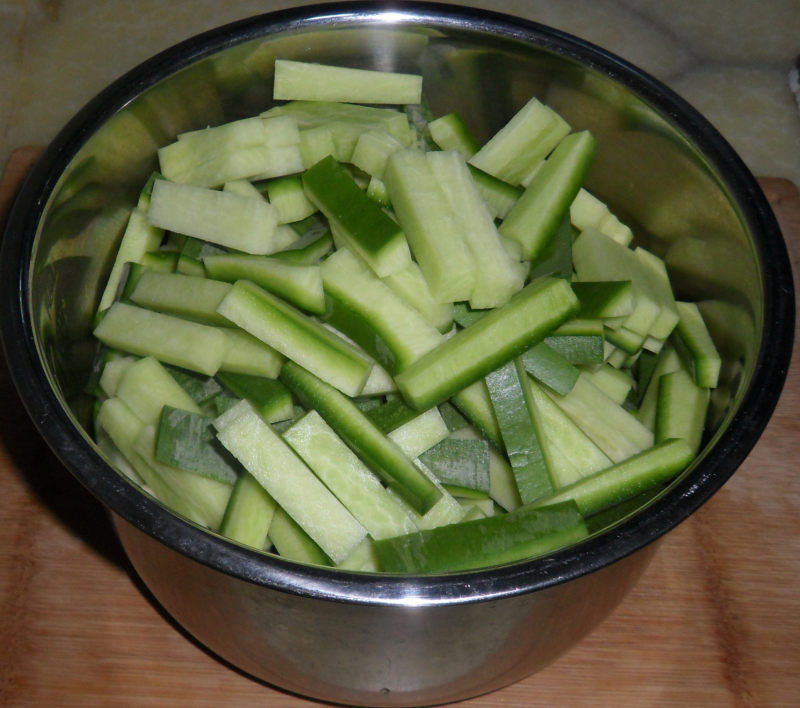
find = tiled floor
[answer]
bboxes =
[2,0,799,185]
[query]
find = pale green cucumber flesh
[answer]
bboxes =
[280,361,443,515]
[215,401,367,563]
[216,280,372,397]
[129,270,232,326]
[273,60,422,105]
[94,302,228,376]
[282,410,419,540]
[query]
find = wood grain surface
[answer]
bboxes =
[1,148,798,707]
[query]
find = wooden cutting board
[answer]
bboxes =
[1,148,798,707]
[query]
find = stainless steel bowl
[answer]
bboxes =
[0,3,794,706]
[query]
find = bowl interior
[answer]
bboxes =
[3,3,792,601]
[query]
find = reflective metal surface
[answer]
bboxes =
[0,3,794,705]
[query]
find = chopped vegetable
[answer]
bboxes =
[89,58,722,574]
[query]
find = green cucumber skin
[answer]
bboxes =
[216,372,294,423]
[219,472,277,550]
[519,341,579,396]
[543,334,605,366]
[486,359,553,505]
[203,254,325,315]
[395,277,580,410]
[302,155,411,277]
[279,361,443,515]
[529,438,694,516]
[418,438,491,497]
[654,369,710,454]
[373,501,586,574]
[499,130,597,261]
[527,212,575,282]
[217,280,372,397]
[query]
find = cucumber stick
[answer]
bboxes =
[273,59,423,105]
[280,361,443,515]
[671,301,721,388]
[383,148,476,303]
[217,327,284,379]
[374,501,586,574]
[427,149,526,308]
[267,507,331,566]
[524,376,612,488]
[215,400,366,563]
[386,407,449,462]
[203,253,325,314]
[468,96,570,186]
[97,207,164,314]
[572,228,664,338]
[449,426,521,511]
[529,438,694,516]
[351,130,406,179]
[320,246,444,373]
[97,398,231,531]
[263,174,317,224]
[428,112,480,159]
[148,179,281,255]
[264,101,412,163]
[518,341,579,396]
[302,155,412,277]
[216,280,373,397]
[129,270,232,326]
[219,472,278,551]
[161,115,301,187]
[486,359,552,504]
[655,369,710,454]
[381,261,454,334]
[216,372,294,423]
[282,410,419,540]
[395,276,579,410]
[545,372,654,463]
[134,424,233,531]
[95,304,228,377]
[499,130,597,261]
